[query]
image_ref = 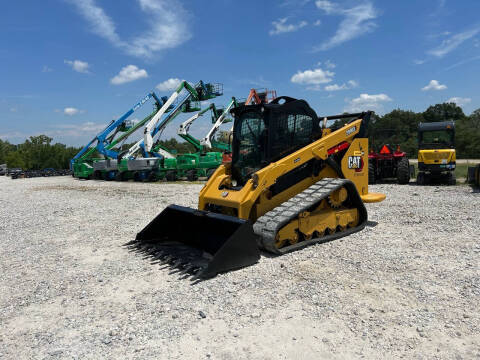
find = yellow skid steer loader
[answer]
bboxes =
[128,96,385,279]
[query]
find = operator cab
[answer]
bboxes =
[418,121,455,150]
[230,97,320,185]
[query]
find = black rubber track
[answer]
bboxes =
[253,178,368,254]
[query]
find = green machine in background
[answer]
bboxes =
[71,92,164,179]
[173,99,237,181]
[117,80,223,181]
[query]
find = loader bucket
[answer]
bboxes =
[131,204,260,279]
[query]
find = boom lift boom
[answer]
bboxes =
[174,103,235,181]
[200,97,237,151]
[244,88,277,106]
[71,92,162,179]
[117,81,222,181]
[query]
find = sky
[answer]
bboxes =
[1,0,479,146]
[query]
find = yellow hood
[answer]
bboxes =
[418,149,456,163]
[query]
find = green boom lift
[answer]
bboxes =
[117,80,222,181]
[174,102,230,180]
[91,98,174,180]
[71,92,163,179]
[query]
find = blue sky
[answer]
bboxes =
[1,0,479,146]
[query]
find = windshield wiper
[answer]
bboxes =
[245,120,258,143]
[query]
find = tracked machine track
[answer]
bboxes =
[253,178,368,254]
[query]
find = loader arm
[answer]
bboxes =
[198,115,381,219]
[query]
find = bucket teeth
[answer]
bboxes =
[139,244,153,251]
[172,259,183,267]
[160,255,173,264]
[129,204,261,280]
[124,239,139,247]
[146,248,159,256]
[179,264,195,274]
[190,270,204,282]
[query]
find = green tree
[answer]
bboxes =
[5,151,26,169]
[369,109,424,157]
[456,109,480,158]
[423,102,466,123]
[0,139,16,164]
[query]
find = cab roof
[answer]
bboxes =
[418,121,455,132]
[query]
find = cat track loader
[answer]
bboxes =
[127,97,385,279]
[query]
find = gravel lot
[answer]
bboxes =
[0,176,479,359]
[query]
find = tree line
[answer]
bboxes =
[1,102,479,170]
[0,135,202,170]
[367,103,480,158]
[0,135,80,170]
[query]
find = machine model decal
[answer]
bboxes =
[346,126,356,136]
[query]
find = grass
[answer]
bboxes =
[455,164,469,179]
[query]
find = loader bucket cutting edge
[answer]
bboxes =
[135,204,260,279]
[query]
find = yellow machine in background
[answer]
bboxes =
[131,97,385,278]
[417,121,456,185]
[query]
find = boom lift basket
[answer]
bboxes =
[133,204,260,279]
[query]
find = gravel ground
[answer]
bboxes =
[0,176,479,359]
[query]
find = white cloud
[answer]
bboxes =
[421,80,447,91]
[67,0,191,58]
[324,84,346,91]
[447,97,471,107]
[324,59,336,69]
[63,107,84,116]
[325,80,358,91]
[314,20,322,26]
[291,67,334,85]
[428,27,480,57]
[269,18,308,35]
[314,1,378,51]
[280,0,311,7]
[236,76,272,87]
[156,78,183,91]
[444,55,480,71]
[64,59,90,73]
[344,93,392,113]
[0,131,27,141]
[42,65,53,73]
[0,122,113,145]
[291,65,357,91]
[315,0,339,14]
[110,65,148,85]
[413,59,426,65]
[54,122,104,134]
